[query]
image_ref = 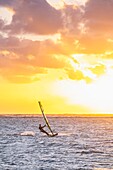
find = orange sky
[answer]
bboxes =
[0,0,113,115]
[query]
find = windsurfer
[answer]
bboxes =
[39,124,50,136]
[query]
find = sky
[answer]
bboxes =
[0,0,113,115]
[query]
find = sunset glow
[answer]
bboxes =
[0,0,113,115]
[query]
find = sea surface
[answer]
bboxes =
[0,116,113,170]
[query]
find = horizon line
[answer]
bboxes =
[1,113,113,117]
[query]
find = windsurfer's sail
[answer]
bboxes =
[38,101,58,137]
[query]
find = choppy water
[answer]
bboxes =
[0,116,113,170]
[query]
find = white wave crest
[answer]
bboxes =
[20,131,35,136]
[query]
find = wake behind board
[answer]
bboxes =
[48,133,58,137]
[38,101,58,137]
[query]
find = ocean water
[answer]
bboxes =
[0,116,113,170]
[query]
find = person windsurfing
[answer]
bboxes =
[39,124,58,137]
[39,124,50,136]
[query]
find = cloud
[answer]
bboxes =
[1,0,113,55]
[1,0,83,54]
[1,1,82,36]
[0,35,72,83]
[89,64,106,76]
[0,19,5,30]
[84,0,113,34]
[0,0,113,84]
[67,69,84,80]
[4,75,40,84]
[61,4,82,35]
[77,36,111,54]
[0,36,21,49]
[66,69,92,83]
[0,49,48,83]
[76,0,113,54]
[63,0,113,54]
[0,0,16,8]
[104,52,113,59]
[0,1,84,54]
[4,0,62,35]
[57,4,84,54]
[0,35,71,67]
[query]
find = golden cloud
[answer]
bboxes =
[89,64,106,76]
[66,69,92,83]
